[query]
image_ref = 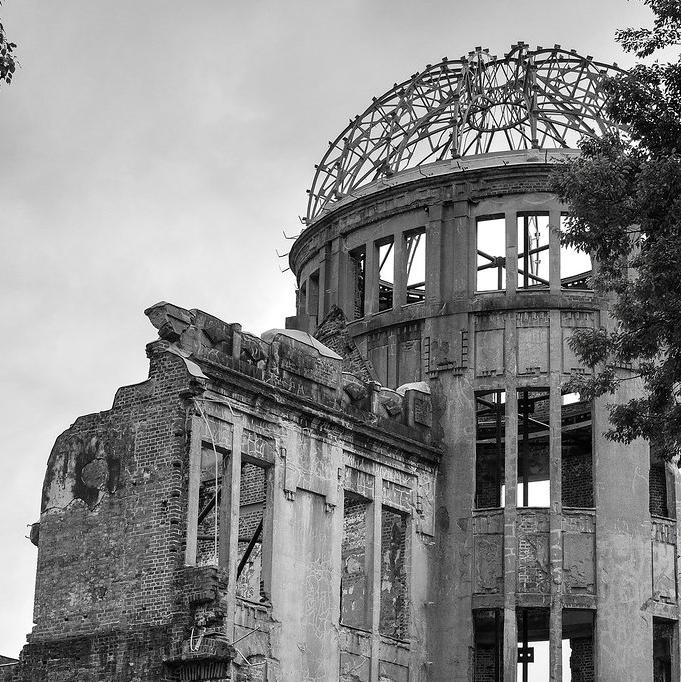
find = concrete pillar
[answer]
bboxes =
[503,324,519,682]
[425,204,443,307]
[317,258,327,320]
[549,209,561,294]
[223,418,243,633]
[370,477,384,680]
[393,230,407,309]
[505,210,518,295]
[594,377,652,680]
[333,238,352,319]
[549,310,563,681]
[365,239,379,316]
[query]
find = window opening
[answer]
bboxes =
[196,444,223,566]
[561,392,593,508]
[517,214,550,289]
[350,247,366,319]
[308,270,320,318]
[378,238,395,312]
[517,608,549,682]
[298,282,307,318]
[475,390,506,509]
[236,462,268,601]
[477,216,506,291]
[517,389,550,507]
[654,618,676,682]
[650,442,675,519]
[405,228,426,303]
[379,506,408,639]
[560,215,592,289]
[653,618,675,682]
[340,492,371,630]
[474,609,504,682]
[562,609,595,682]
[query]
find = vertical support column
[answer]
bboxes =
[393,230,407,309]
[302,276,310,315]
[260,461,275,600]
[184,415,203,567]
[387,331,399,388]
[370,477,384,681]
[317,258,327,321]
[673,465,681,679]
[469,209,478,294]
[504,315,518,681]
[365,240,379,316]
[506,210,518,295]
[549,209,561,294]
[223,419,243,634]
[425,204,443,307]
[334,238,352,319]
[549,310,563,681]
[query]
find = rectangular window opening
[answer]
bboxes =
[196,444,224,567]
[236,461,269,602]
[405,228,426,304]
[377,238,395,312]
[475,390,506,509]
[517,608,549,682]
[517,389,550,508]
[298,282,307,319]
[379,506,409,640]
[477,216,506,292]
[561,391,594,508]
[560,214,592,289]
[517,214,550,290]
[650,442,675,519]
[562,609,595,682]
[653,617,675,682]
[340,491,371,631]
[308,270,320,319]
[350,247,366,320]
[474,609,504,682]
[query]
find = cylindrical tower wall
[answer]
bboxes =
[289,149,677,681]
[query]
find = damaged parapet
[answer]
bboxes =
[145,301,432,440]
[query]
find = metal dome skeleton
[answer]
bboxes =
[306,42,625,222]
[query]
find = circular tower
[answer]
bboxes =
[290,44,677,681]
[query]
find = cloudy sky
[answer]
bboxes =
[0,0,656,656]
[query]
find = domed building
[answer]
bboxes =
[1,44,677,682]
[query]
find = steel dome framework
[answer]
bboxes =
[306,42,626,222]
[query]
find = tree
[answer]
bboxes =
[550,0,681,459]
[0,1,16,85]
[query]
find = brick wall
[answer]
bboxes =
[569,637,595,682]
[473,610,501,682]
[476,446,503,508]
[649,465,669,517]
[473,645,497,682]
[562,445,594,508]
[341,493,370,630]
[239,463,266,541]
[6,348,192,681]
[379,507,408,639]
[314,305,374,382]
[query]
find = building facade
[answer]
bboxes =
[2,44,679,682]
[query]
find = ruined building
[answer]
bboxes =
[1,44,678,682]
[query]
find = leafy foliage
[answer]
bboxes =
[0,0,16,86]
[550,0,681,458]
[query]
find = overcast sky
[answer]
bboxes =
[0,0,657,656]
